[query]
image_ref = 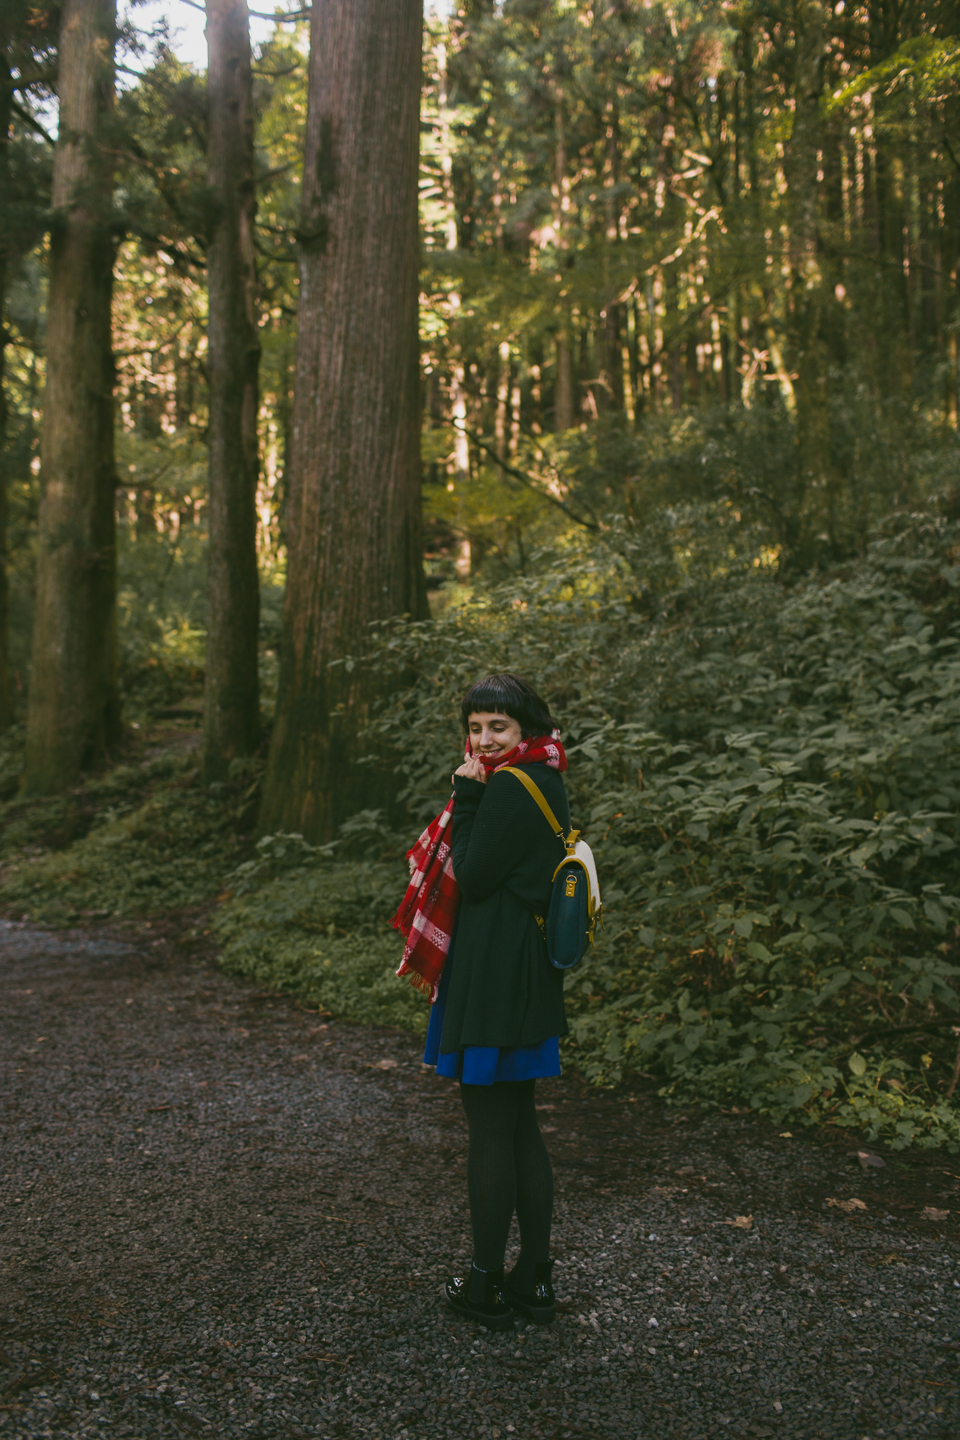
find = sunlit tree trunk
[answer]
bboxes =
[258,0,426,840]
[553,92,575,430]
[555,325,574,430]
[494,339,510,470]
[23,0,119,793]
[203,0,260,780]
[601,96,621,412]
[434,37,470,576]
[784,0,833,563]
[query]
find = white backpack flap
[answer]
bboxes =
[572,838,602,933]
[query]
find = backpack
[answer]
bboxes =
[501,766,602,970]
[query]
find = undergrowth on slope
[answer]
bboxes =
[0,730,254,921]
[213,834,424,1033]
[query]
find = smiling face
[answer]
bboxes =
[467,710,523,758]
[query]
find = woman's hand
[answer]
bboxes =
[453,753,488,784]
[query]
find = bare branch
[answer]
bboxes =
[453,421,600,532]
[11,99,55,144]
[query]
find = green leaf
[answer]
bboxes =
[746,941,774,962]
[924,898,948,928]
[848,1052,868,1077]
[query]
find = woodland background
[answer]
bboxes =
[3,0,960,1148]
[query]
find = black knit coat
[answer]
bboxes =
[439,762,572,1054]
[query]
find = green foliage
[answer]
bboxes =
[214,850,424,1034]
[344,503,960,1146]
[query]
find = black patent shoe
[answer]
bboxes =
[505,1259,556,1324]
[444,1263,515,1331]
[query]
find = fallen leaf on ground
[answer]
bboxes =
[854,1149,885,1168]
[921,1206,949,1221]
[367,1059,397,1070]
[723,1214,753,1229]
[825,1197,867,1212]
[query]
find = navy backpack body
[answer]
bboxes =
[501,766,602,970]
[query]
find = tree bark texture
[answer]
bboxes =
[23,0,119,792]
[203,0,261,780]
[258,0,426,840]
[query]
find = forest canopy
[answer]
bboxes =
[2,0,960,1145]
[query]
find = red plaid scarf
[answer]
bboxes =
[392,731,567,1001]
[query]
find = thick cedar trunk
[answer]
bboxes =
[258,0,426,840]
[203,0,260,780]
[23,0,119,793]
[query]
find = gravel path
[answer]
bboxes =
[2,918,959,1440]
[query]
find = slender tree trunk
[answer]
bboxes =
[23,0,119,793]
[203,0,260,780]
[555,324,574,430]
[784,0,832,563]
[0,246,9,732]
[435,37,470,575]
[0,27,12,731]
[258,0,426,840]
[553,90,575,431]
[602,97,621,411]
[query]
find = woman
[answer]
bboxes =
[393,673,570,1331]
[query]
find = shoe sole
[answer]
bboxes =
[442,1285,515,1331]
[508,1299,556,1325]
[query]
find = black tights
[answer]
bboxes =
[459,1078,553,1289]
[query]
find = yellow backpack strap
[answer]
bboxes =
[500,766,565,842]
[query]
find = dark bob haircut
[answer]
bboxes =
[460,672,556,738]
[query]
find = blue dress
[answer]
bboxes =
[422,935,561,1086]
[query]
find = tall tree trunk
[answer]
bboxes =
[0,246,9,734]
[23,0,119,793]
[203,0,261,780]
[601,96,621,412]
[784,0,832,564]
[0,26,12,732]
[258,0,426,840]
[555,323,574,430]
[553,89,575,431]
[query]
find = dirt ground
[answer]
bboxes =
[2,917,959,1440]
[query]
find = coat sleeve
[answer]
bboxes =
[451,771,537,901]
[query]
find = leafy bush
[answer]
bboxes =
[214,851,424,1033]
[339,503,960,1147]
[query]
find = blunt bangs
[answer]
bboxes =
[460,672,556,738]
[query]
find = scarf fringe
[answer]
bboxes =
[396,959,439,1004]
